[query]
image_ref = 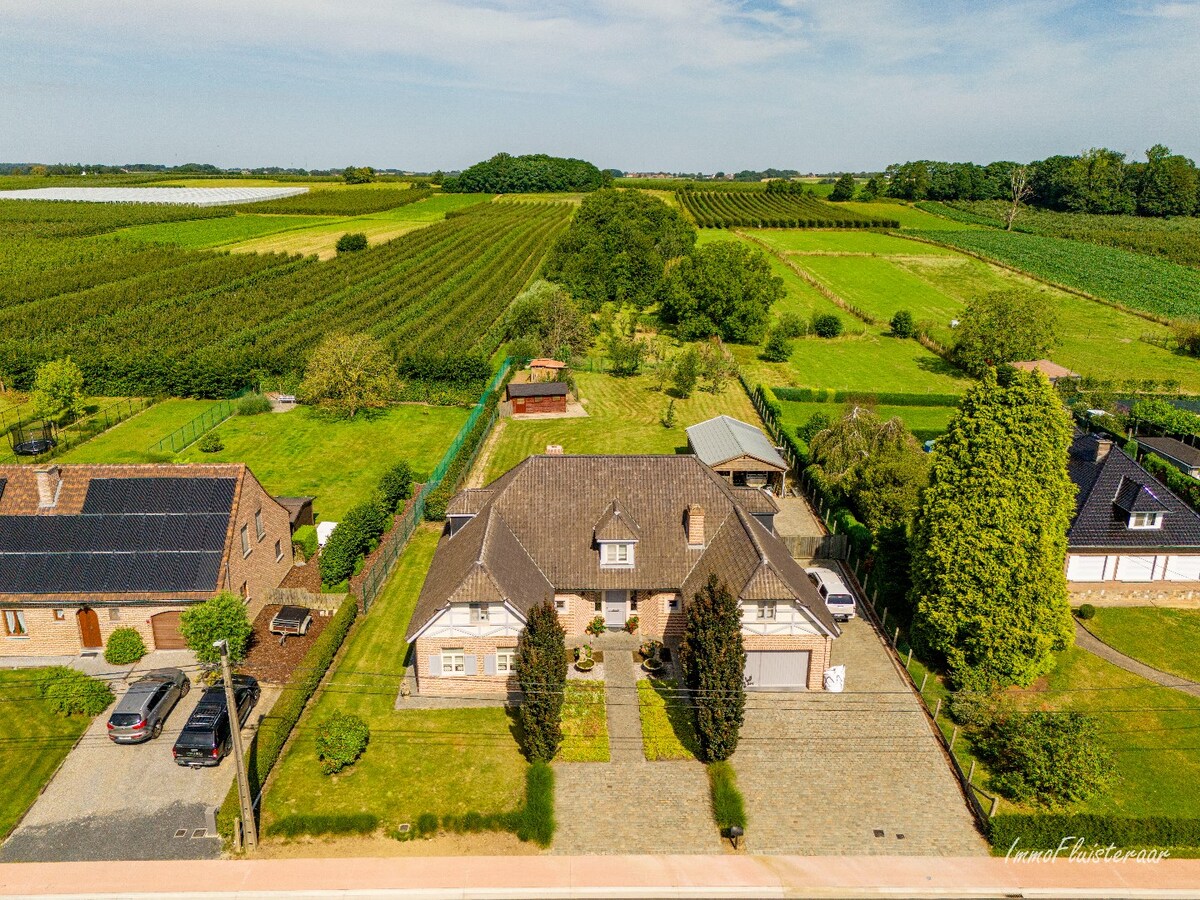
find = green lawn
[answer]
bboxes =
[1085,608,1200,684]
[637,679,699,760]
[112,214,338,249]
[57,398,215,463]
[262,526,529,834]
[798,254,963,327]
[483,370,761,484]
[0,670,91,839]
[779,399,957,442]
[839,201,982,230]
[558,680,609,762]
[176,405,468,521]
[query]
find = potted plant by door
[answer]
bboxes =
[640,639,664,673]
[575,644,595,672]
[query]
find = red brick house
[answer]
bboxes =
[407,455,839,696]
[0,463,293,657]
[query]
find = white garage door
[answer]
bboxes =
[745,650,810,690]
[1066,555,1106,582]
[1116,555,1156,582]
[1165,556,1200,582]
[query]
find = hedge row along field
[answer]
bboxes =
[678,191,899,229]
[244,186,432,216]
[0,201,572,396]
[908,229,1200,321]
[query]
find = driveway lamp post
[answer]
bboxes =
[215,639,257,850]
[728,825,744,850]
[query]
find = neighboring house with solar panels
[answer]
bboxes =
[1066,432,1200,598]
[0,464,293,657]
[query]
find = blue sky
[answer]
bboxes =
[1,0,1197,172]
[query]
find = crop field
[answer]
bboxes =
[0,201,572,396]
[744,228,957,255]
[837,201,980,230]
[238,185,431,216]
[111,214,339,249]
[677,191,900,228]
[910,228,1200,321]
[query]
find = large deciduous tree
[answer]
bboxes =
[514,600,567,762]
[659,240,785,344]
[299,332,400,419]
[503,280,593,360]
[828,172,857,202]
[31,357,85,422]
[680,575,745,762]
[180,592,254,664]
[908,369,1076,691]
[951,289,1059,377]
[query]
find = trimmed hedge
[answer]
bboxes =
[990,814,1200,851]
[1142,452,1200,512]
[270,813,379,838]
[707,760,747,837]
[291,525,318,562]
[772,386,962,407]
[217,595,359,841]
[104,627,147,665]
[319,500,388,587]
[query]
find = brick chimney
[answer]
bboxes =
[35,465,62,510]
[1094,437,1113,463]
[686,504,705,547]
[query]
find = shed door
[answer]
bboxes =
[77,608,102,649]
[1115,556,1155,582]
[1066,555,1106,582]
[1165,556,1200,582]
[151,611,186,650]
[514,398,526,413]
[744,650,810,690]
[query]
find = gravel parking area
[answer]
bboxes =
[0,659,280,863]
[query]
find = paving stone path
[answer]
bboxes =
[1074,620,1200,698]
[552,634,722,855]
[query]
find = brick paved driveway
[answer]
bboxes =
[733,618,988,856]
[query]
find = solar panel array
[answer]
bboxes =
[0,477,237,594]
[0,187,309,207]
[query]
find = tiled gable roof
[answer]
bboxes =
[593,499,641,542]
[1068,431,1200,550]
[406,455,837,641]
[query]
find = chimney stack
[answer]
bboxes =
[35,465,62,510]
[687,504,705,547]
[1094,437,1113,463]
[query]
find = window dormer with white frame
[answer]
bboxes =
[1128,511,1164,530]
[599,541,635,568]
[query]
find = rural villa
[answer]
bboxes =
[405,454,840,696]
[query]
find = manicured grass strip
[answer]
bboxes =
[637,678,699,761]
[0,670,91,839]
[708,761,747,838]
[558,680,609,762]
[269,812,379,838]
[56,399,215,464]
[779,399,957,443]
[1085,608,1200,685]
[517,761,556,847]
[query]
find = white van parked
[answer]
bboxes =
[806,566,857,622]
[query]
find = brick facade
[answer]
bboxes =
[413,636,519,697]
[223,469,294,621]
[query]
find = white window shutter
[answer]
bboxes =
[464,654,478,676]
[427,654,441,677]
[484,653,497,676]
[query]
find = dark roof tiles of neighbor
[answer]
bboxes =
[508,381,569,398]
[1140,436,1200,470]
[1068,431,1200,550]
[407,454,837,641]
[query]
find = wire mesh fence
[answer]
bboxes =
[148,399,235,455]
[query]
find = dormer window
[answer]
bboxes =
[1129,512,1164,530]
[600,542,635,568]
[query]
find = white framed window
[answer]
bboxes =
[470,603,490,623]
[240,525,251,557]
[275,539,284,562]
[53,609,66,621]
[667,597,680,611]
[757,601,777,620]
[600,542,634,567]
[255,509,265,540]
[2,610,28,637]
[496,648,516,674]
[555,598,567,612]
[442,649,466,675]
[1129,512,1164,530]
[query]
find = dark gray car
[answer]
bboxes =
[106,668,191,743]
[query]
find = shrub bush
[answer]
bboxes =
[811,313,843,338]
[776,311,806,339]
[708,760,747,836]
[416,812,440,837]
[515,601,567,762]
[319,500,387,587]
[335,232,368,253]
[198,431,223,453]
[180,592,253,664]
[217,596,358,839]
[236,392,273,416]
[292,524,318,562]
[761,329,792,362]
[104,627,147,665]
[41,667,114,717]
[378,461,414,512]
[316,712,370,774]
[585,615,606,636]
[269,813,378,838]
[1076,603,1097,620]
[889,310,916,338]
[989,813,1200,851]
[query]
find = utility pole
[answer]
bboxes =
[215,639,257,851]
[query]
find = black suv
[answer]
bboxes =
[171,675,260,768]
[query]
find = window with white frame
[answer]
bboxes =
[275,539,283,562]
[240,525,251,557]
[667,597,679,611]
[1129,512,1164,529]
[470,603,490,623]
[2,610,28,637]
[757,601,777,620]
[555,598,567,612]
[255,509,265,540]
[442,649,466,675]
[496,648,516,674]
[600,542,634,567]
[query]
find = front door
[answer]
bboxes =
[604,590,627,629]
[77,608,102,649]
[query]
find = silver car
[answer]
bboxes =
[107,668,191,743]
[806,566,858,622]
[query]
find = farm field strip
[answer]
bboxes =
[745,228,958,256]
[111,213,341,249]
[678,190,899,228]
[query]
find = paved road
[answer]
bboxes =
[1,673,279,863]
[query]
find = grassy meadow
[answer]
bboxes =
[1085,609,1200,684]
[779,399,957,442]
